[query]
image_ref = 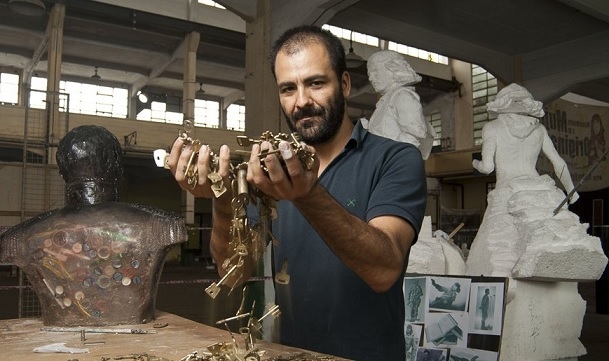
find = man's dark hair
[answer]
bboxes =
[269,25,346,81]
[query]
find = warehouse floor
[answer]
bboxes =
[1,263,608,360]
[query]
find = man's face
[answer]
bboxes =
[274,41,349,145]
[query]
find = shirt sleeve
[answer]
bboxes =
[366,143,427,241]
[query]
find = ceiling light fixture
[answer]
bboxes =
[197,82,206,96]
[137,90,148,103]
[91,66,101,80]
[345,32,365,69]
[7,0,46,17]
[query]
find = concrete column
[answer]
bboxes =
[46,3,66,162]
[243,0,282,136]
[451,59,474,150]
[181,31,200,225]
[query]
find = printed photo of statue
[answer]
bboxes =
[428,277,470,311]
[405,323,420,361]
[416,347,447,361]
[479,287,493,330]
[405,277,425,322]
[588,113,606,166]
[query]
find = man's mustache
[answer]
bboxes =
[292,106,324,122]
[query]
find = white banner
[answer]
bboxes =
[538,99,609,192]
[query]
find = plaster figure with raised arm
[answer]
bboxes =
[464,83,607,361]
[466,82,606,282]
[166,25,427,361]
[363,50,436,160]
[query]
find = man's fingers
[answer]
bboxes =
[168,137,187,176]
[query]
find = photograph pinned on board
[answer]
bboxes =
[404,276,426,322]
[415,346,447,361]
[424,311,468,348]
[427,276,471,312]
[468,282,504,335]
[448,346,499,361]
[405,322,423,361]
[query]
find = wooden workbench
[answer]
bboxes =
[0,311,347,360]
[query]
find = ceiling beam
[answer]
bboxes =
[522,31,609,103]
[328,6,515,84]
[557,0,609,23]
[222,89,245,109]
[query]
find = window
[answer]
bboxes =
[198,0,225,9]
[30,76,128,118]
[471,65,497,145]
[322,25,379,47]
[0,72,19,105]
[226,104,245,131]
[322,25,448,65]
[427,111,442,147]
[388,42,449,65]
[194,99,220,128]
[136,100,183,125]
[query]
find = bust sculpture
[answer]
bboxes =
[364,50,436,159]
[0,125,187,326]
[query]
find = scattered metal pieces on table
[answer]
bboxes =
[41,326,157,334]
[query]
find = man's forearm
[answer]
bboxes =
[292,184,411,292]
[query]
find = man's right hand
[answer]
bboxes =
[167,137,232,199]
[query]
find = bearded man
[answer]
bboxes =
[169,25,427,361]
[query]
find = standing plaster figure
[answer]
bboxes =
[466,83,606,282]
[364,50,436,159]
[0,125,187,326]
[464,83,607,361]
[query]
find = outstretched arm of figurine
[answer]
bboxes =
[472,123,497,174]
[541,129,579,204]
[431,279,447,292]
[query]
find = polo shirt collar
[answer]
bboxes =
[348,119,368,150]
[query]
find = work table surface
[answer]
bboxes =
[0,311,348,360]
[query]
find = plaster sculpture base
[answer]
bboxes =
[467,175,607,288]
[500,281,586,361]
[463,175,606,360]
[407,216,466,275]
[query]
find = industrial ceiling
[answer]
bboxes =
[0,0,607,119]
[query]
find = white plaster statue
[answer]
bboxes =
[363,50,436,159]
[464,83,608,361]
[466,83,606,282]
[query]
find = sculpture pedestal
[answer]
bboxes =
[501,280,587,360]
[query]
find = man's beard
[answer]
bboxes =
[283,89,345,145]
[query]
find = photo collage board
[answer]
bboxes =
[403,273,508,361]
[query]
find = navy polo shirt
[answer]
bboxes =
[271,121,426,361]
